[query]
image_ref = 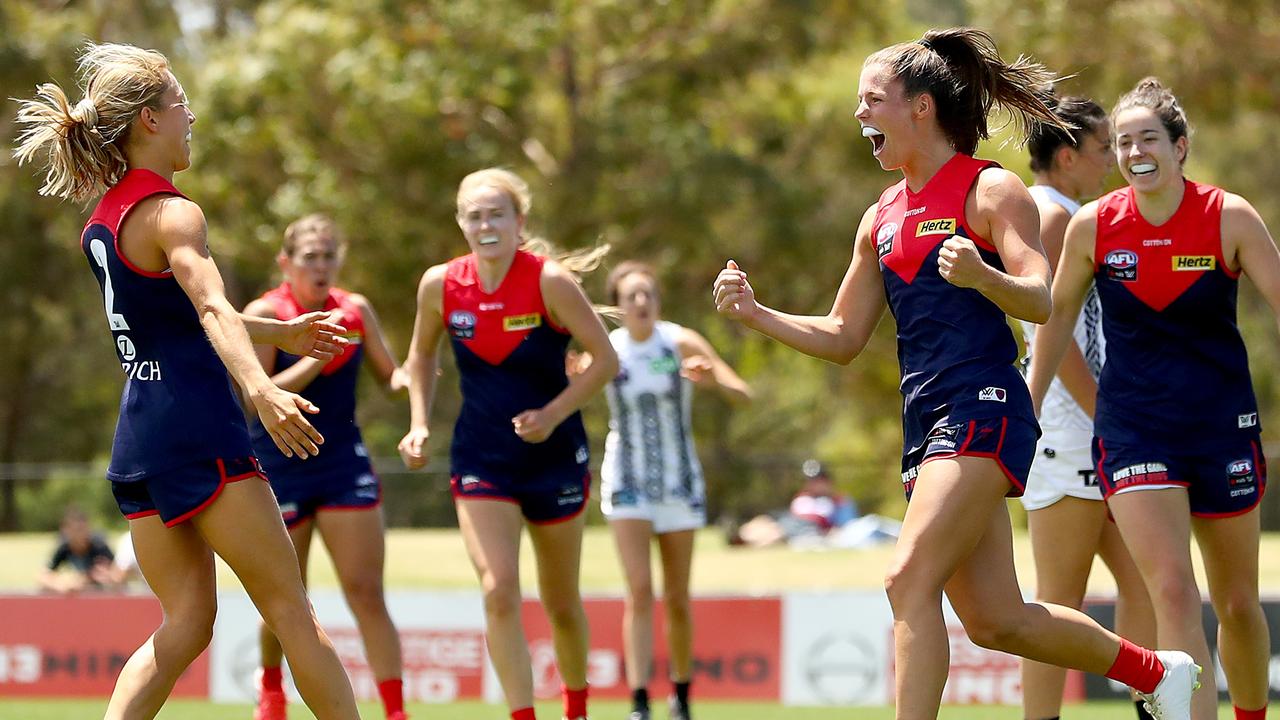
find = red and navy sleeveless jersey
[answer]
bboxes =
[443,250,588,471]
[248,284,366,476]
[81,169,251,482]
[1093,180,1258,449]
[872,154,1036,455]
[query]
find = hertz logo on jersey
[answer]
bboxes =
[916,218,956,236]
[503,313,542,332]
[1172,255,1216,271]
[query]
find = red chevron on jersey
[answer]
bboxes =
[1095,180,1230,312]
[875,153,998,285]
[443,250,557,366]
[263,284,366,375]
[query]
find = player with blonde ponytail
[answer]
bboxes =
[14,43,360,720]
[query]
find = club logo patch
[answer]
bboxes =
[503,313,542,332]
[916,218,956,237]
[977,386,1007,402]
[448,310,477,339]
[1239,412,1258,428]
[1104,249,1138,281]
[876,222,898,258]
[1172,255,1215,271]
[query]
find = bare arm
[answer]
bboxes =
[1027,204,1098,412]
[674,326,752,402]
[242,298,326,393]
[945,168,1051,323]
[713,204,887,365]
[1225,194,1280,329]
[147,196,323,459]
[1036,199,1098,416]
[350,294,408,393]
[398,265,446,469]
[512,261,620,443]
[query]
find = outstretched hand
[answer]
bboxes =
[251,386,324,459]
[277,311,349,361]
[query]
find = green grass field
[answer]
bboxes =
[0,699,1181,719]
[10,526,1280,594]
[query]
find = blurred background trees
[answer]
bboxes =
[2,0,1277,530]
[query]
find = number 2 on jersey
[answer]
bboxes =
[89,238,131,331]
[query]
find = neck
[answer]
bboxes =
[1133,176,1186,226]
[1033,171,1077,200]
[125,149,175,184]
[627,322,656,341]
[901,141,958,193]
[287,282,328,311]
[475,251,516,293]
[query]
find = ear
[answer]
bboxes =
[1055,144,1077,171]
[913,92,933,121]
[1174,135,1189,165]
[137,105,160,134]
[276,251,290,272]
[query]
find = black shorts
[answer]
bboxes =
[450,462,590,524]
[268,456,381,528]
[112,456,267,527]
[900,416,1038,501]
[1094,435,1267,517]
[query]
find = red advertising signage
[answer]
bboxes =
[520,596,781,701]
[328,627,487,702]
[0,595,209,697]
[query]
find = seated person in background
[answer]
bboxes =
[37,506,115,594]
[788,459,858,532]
[106,530,147,591]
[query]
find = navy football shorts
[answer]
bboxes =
[112,456,267,527]
[900,416,1038,501]
[1094,435,1266,517]
[450,461,590,524]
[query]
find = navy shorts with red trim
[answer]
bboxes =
[1093,435,1267,517]
[268,456,381,528]
[450,461,590,524]
[900,416,1038,501]
[111,457,267,527]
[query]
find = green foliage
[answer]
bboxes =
[2,0,1278,529]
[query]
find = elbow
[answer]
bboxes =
[1027,303,1051,325]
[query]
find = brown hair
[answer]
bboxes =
[282,213,347,258]
[12,43,173,202]
[865,27,1066,155]
[1028,93,1107,172]
[605,261,659,305]
[1112,77,1191,165]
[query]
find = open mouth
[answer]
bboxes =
[478,233,500,246]
[862,125,886,155]
[1129,162,1157,177]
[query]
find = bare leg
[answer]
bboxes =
[259,519,315,673]
[192,480,358,719]
[1109,489,1217,720]
[1193,507,1269,713]
[528,512,590,690]
[317,508,402,682]
[1021,496,1107,720]
[456,499,530,710]
[611,519,656,691]
[104,516,217,720]
[655,529,696,684]
[1097,515,1157,704]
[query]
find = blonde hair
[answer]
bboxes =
[12,43,173,202]
[282,213,347,258]
[455,167,609,276]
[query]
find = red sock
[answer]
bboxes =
[1234,706,1268,720]
[1104,639,1165,695]
[562,684,589,719]
[511,708,536,720]
[378,678,404,717]
[259,666,284,693]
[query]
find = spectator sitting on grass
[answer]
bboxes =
[37,506,115,594]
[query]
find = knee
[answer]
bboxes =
[1213,589,1262,630]
[542,590,586,630]
[663,590,691,625]
[481,572,522,619]
[626,580,655,616]
[883,560,941,617]
[1146,572,1203,619]
[341,575,388,615]
[163,600,217,657]
[960,611,1027,654]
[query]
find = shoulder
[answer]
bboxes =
[145,195,206,235]
[420,263,449,288]
[1221,191,1269,237]
[974,167,1033,201]
[243,297,278,319]
[344,291,373,312]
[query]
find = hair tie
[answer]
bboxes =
[73,98,98,128]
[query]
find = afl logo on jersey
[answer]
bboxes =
[448,310,477,339]
[915,218,956,237]
[1104,249,1138,282]
[876,222,898,258]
